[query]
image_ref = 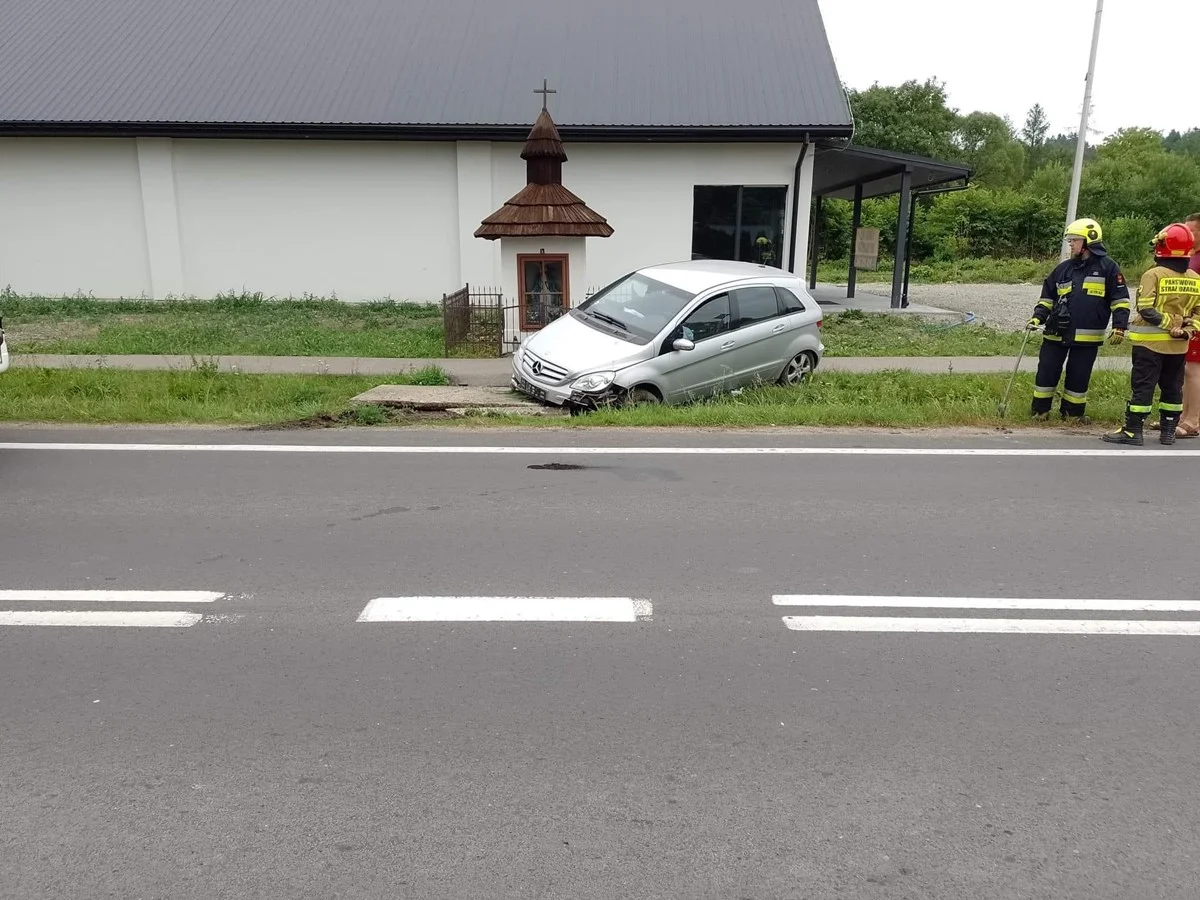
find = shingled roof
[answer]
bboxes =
[475,106,614,240]
[0,0,853,140]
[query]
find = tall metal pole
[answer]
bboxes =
[1062,0,1104,261]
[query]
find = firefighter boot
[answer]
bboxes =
[1160,412,1180,446]
[1101,407,1145,446]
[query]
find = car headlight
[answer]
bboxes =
[570,371,615,392]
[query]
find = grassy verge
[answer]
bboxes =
[0,292,453,358]
[821,310,1130,358]
[460,371,1134,429]
[816,257,1054,285]
[0,366,1141,429]
[0,366,448,425]
[2,290,1132,360]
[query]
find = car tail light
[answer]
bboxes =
[816,319,822,329]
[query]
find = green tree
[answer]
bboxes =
[1080,128,1200,225]
[847,78,961,160]
[1021,103,1051,173]
[1165,128,1200,159]
[1104,217,1155,271]
[956,111,1026,190]
[821,80,1200,271]
[1026,161,1070,207]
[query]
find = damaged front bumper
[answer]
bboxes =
[510,353,628,412]
[510,374,625,412]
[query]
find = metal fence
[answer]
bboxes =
[442,285,520,357]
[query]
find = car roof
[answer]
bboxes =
[638,259,804,294]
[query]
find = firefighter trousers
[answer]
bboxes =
[1128,345,1186,421]
[1032,341,1099,417]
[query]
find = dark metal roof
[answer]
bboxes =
[0,0,854,139]
[813,146,973,200]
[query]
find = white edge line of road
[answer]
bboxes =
[3,442,1200,457]
[782,616,1200,635]
[0,611,205,627]
[773,595,1200,612]
[0,590,223,603]
[357,597,653,623]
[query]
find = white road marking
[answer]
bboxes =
[0,590,223,603]
[773,595,1200,612]
[783,616,1200,635]
[357,596,653,623]
[0,611,204,627]
[3,442,1200,457]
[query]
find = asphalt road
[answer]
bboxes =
[2,427,1198,899]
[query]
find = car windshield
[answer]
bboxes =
[574,272,697,343]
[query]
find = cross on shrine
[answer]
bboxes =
[534,78,556,111]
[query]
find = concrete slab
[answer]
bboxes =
[351,385,537,411]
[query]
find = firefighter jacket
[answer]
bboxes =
[1130,261,1200,355]
[1031,243,1131,345]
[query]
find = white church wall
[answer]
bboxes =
[172,139,460,301]
[457,141,503,292]
[0,136,813,303]
[0,137,151,298]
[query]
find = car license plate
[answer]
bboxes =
[516,375,547,401]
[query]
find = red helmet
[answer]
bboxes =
[1154,223,1194,258]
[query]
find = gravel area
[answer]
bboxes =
[856,283,1040,332]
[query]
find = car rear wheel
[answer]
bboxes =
[778,351,816,386]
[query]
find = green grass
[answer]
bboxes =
[466,370,1135,429]
[0,287,1133,362]
[0,366,449,425]
[817,256,1058,285]
[0,365,1142,429]
[0,291,449,358]
[822,309,1131,358]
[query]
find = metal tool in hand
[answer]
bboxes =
[998,326,1035,418]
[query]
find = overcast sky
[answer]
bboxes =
[818,0,1178,140]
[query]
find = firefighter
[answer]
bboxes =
[1103,222,1200,446]
[1027,218,1131,422]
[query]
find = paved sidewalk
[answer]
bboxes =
[12,352,1132,386]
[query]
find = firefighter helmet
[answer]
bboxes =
[1154,223,1194,258]
[1065,217,1103,244]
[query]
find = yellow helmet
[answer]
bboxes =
[1065,217,1103,244]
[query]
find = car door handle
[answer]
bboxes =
[772,323,787,333]
[720,341,736,350]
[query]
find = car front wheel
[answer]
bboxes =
[626,386,662,405]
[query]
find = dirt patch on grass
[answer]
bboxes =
[7,320,102,345]
[248,406,458,430]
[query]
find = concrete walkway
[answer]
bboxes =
[12,352,1132,385]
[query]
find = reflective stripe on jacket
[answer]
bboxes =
[1130,266,1200,354]
[1031,245,1131,344]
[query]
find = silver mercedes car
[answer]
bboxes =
[511,259,824,410]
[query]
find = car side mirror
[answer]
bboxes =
[672,338,695,352]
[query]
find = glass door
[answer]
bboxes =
[518,254,570,329]
[691,185,787,268]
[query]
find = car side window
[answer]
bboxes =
[775,287,807,313]
[678,293,731,343]
[733,286,782,328]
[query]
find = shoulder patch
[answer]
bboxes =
[1117,273,1125,285]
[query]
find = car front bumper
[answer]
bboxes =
[510,355,622,409]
